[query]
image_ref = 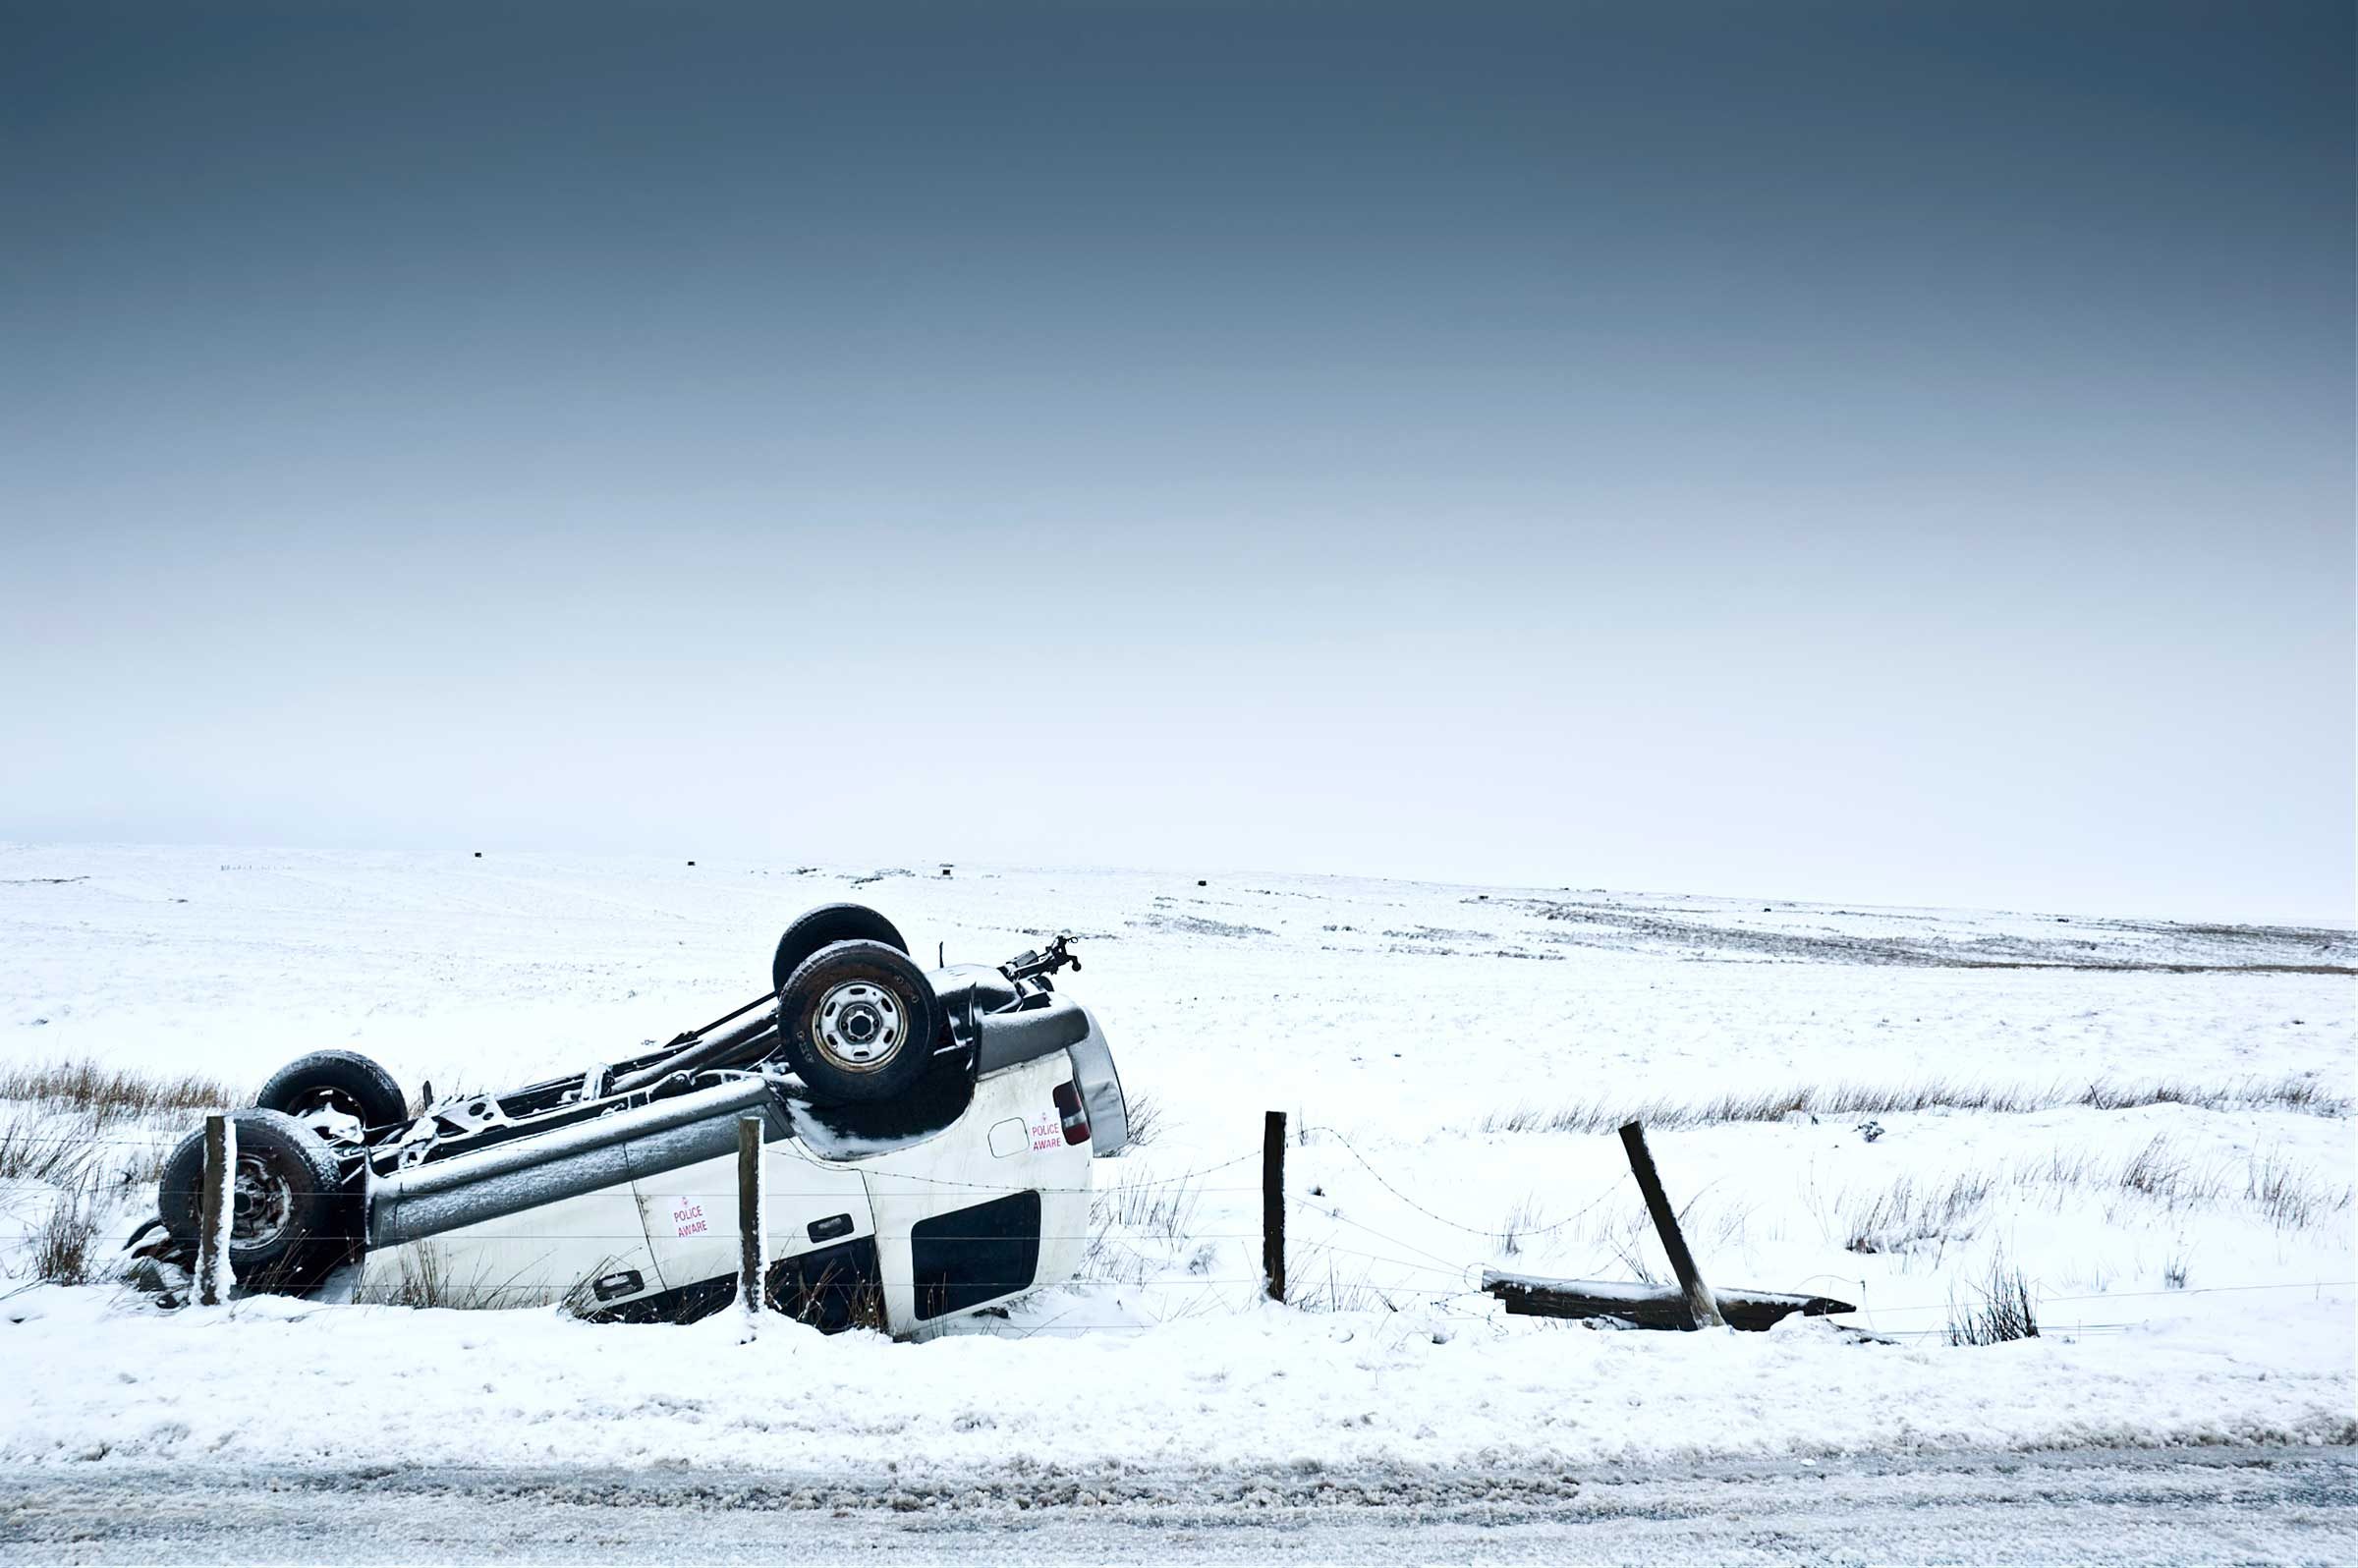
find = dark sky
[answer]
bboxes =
[4,2,2351,919]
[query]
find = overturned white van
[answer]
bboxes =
[138,908,1129,1337]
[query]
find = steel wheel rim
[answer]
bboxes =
[231,1152,295,1248]
[293,1088,368,1144]
[295,1086,365,1120]
[812,980,907,1071]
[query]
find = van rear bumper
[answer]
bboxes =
[1063,1007,1129,1155]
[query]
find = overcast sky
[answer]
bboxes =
[3,2,2350,922]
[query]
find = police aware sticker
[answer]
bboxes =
[670,1198,708,1239]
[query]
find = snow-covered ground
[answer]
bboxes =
[1,844,2350,1478]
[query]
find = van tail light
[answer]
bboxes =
[1053,1082,1091,1147]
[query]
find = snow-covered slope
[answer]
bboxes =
[1,844,2350,1473]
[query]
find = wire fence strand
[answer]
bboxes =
[1301,1125,1633,1241]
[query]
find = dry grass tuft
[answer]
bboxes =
[0,1103,193,1195]
[1104,1169,1202,1240]
[1821,1135,2350,1264]
[0,1108,97,1186]
[1947,1253,2039,1346]
[1842,1172,1994,1257]
[1498,1193,1549,1259]
[2246,1149,2351,1231]
[1480,1073,2346,1136]
[1082,1168,1210,1288]
[768,1256,888,1333]
[1286,1247,1403,1313]
[31,1180,104,1285]
[1118,1092,1162,1150]
[0,1058,237,1124]
[355,1246,537,1310]
[1600,1205,1663,1286]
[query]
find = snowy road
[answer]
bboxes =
[1,1447,2349,1564]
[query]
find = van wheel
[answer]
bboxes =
[776,940,939,1102]
[158,1108,353,1293]
[772,905,910,993]
[257,1050,408,1137]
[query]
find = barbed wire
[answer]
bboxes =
[1844,1278,2358,1316]
[1294,1242,1476,1282]
[1299,1125,1633,1241]
[1294,1196,1474,1277]
[13,1111,2353,1343]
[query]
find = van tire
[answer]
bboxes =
[158,1108,353,1293]
[776,940,939,1103]
[772,904,910,994]
[257,1050,408,1134]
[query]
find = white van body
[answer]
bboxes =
[353,1012,1109,1336]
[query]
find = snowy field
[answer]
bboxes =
[1,844,2351,1481]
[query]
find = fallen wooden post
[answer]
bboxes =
[1618,1120,1724,1328]
[1482,1269,1856,1331]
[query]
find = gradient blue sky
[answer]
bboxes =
[3,2,2350,920]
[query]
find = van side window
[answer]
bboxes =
[909,1191,1041,1319]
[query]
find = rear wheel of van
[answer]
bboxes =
[776,939,939,1103]
[158,1108,353,1293]
[772,904,910,993]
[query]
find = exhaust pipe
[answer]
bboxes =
[608,999,781,1096]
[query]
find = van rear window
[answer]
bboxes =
[909,1190,1041,1319]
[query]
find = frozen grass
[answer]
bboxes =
[2247,1149,2348,1231]
[0,1058,237,1124]
[1286,1247,1405,1313]
[1821,1136,2351,1264]
[0,1107,96,1185]
[1,1085,195,1288]
[30,1178,103,1286]
[1599,1206,1662,1286]
[1478,1072,2347,1135]
[0,1104,178,1198]
[1947,1253,2040,1346]
[768,1257,889,1333]
[1497,1193,1549,1259]
[1118,1091,1163,1150]
[357,1247,475,1309]
[1506,1132,2353,1292]
[1839,1171,1995,1259]
[355,1245,548,1311]
[1104,1167,1203,1240]
[1081,1167,1213,1289]
[0,1142,125,1288]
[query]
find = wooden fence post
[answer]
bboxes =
[1263,1110,1286,1303]
[196,1112,233,1307]
[1617,1121,1724,1329]
[738,1113,765,1339]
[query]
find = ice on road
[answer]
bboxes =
[1,1448,2349,1566]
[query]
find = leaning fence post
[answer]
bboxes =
[738,1113,766,1339]
[1618,1120,1724,1329]
[1263,1110,1286,1303]
[196,1112,235,1307]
